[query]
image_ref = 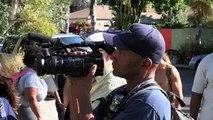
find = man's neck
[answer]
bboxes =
[125,76,154,91]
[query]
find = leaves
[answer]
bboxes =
[0,3,10,35]
[0,0,71,39]
[191,0,213,26]
[153,0,189,28]
[104,0,148,29]
[18,18,58,36]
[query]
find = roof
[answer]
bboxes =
[69,5,161,21]
[69,5,113,20]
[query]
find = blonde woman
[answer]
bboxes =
[0,52,24,119]
[0,52,25,83]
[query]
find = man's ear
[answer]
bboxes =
[141,58,152,68]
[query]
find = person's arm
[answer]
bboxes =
[170,67,183,109]
[24,88,43,120]
[54,91,65,108]
[68,65,97,120]
[70,85,94,120]
[63,77,71,108]
[190,92,202,120]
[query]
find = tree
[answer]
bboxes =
[0,2,11,37]
[70,0,90,12]
[189,0,213,45]
[190,0,213,26]
[0,0,71,38]
[152,0,189,28]
[90,0,96,32]
[101,0,150,29]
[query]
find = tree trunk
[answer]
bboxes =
[10,0,19,22]
[90,0,96,32]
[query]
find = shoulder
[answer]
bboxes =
[204,53,213,61]
[0,97,5,107]
[116,89,171,119]
[194,54,213,75]
[0,97,16,113]
[21,71,38,80]
[0,97,9,104]
[0,97,17,119]
[198,53,213,68]
[130,89,170,112]
[135,89,170,106]
[166,65,180,78]
[131,89,170,109]
[0,97,11,110]
[166,64,176,72]
[19,71,40,87]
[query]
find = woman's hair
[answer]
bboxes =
[23,45,44,67]
[163,52,172,64]
[0,52,25,77]
[0,75,18,114]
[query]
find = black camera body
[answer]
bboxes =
[26,33,115,77]
[36,50,104,77]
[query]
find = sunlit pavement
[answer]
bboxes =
[40,99,58,120]
[176,65,196,113]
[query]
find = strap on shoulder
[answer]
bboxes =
[141,84,185,107]
[12,69,34,84]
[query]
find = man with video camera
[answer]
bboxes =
[63,32,127,119]
[67,23,171,120]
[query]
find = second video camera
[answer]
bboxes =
[24,33,115,77]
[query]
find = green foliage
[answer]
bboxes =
[0,2,10,37]
[110,0,132,29]
[105,0,149,29]
[205,16,213,27]
[190,0,213,27]
[152,0,189,28]
[18,18,58,36]
[103,0,190,29]
[0,0,71,53]
[48,0,71,29]
[0,0,71,38]
[177,39,213,64]
[15,4,56,36]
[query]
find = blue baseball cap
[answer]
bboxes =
[103,23,165,64]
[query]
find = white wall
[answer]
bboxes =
[95,20,111,31]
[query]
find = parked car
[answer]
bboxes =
[52,33,84,45]
[52,33,92,53]
[188,54,208,70]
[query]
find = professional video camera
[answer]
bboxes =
[22,33,115,77]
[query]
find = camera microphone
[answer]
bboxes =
[27,33,53,43]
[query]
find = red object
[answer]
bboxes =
[160,29,172,51]
[11,70,33,84]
